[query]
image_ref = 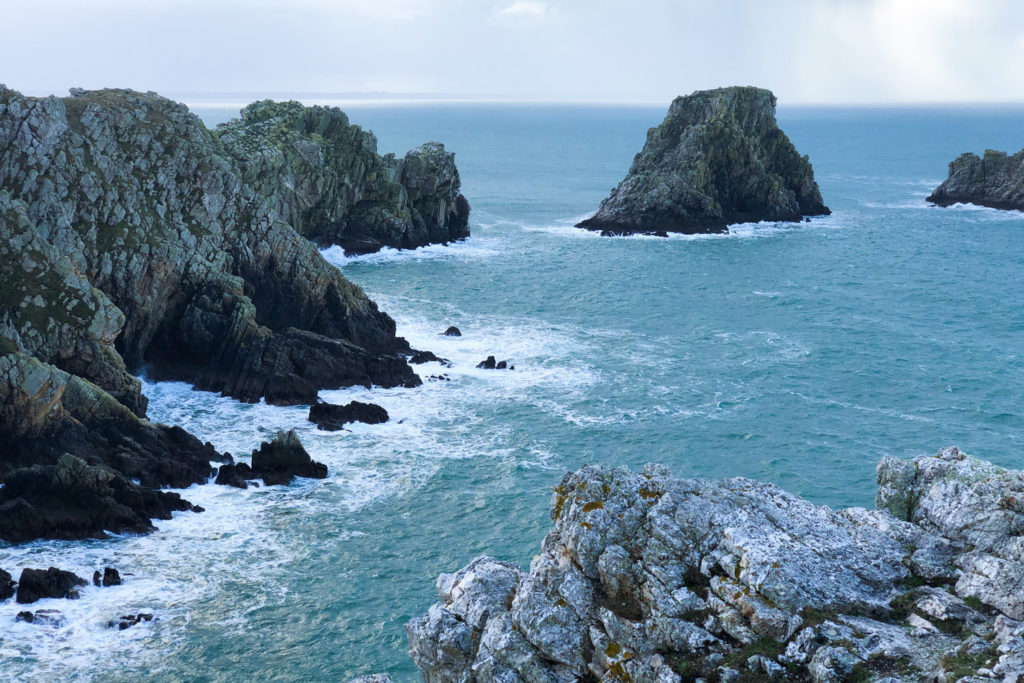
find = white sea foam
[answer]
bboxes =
[320,238,501,267]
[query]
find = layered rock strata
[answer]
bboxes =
[408,447,1024,681]
[216,100,470,254]
[928,148,1024,211]
[578,87,829,236]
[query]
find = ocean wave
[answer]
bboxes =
[320,238,501,267]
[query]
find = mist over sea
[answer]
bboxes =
[3,102,1024,679]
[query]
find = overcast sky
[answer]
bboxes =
[5,0,1024,105]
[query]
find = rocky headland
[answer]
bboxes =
[928,148,1024,211]
[216,100,470,254]
[407,447,1024,681]
[577,87,830,236]
[0,85,464,542]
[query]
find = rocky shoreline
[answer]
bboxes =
[0,85,468,543]
[406,447,1024,681]
[577,87,830,236]
[928,148,1024,212]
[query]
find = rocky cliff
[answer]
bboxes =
[407,447,1024,681]
[928,148,1024,211]
[578,87,830,236]
[0,85,459,542]
[216,100,470,254]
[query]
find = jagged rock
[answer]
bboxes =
[409,449,1024,682]
[108,613,153,630]
[408,350,451,366]
[249,430,327,485]
[442,326,461,337]
[215,461,254,489]
[0,451,201,543]
[15,609,65,627]
[0,568,14,600]
[92,567,121,587]
[928,148,1024,211]
[577,86,829,236]
[475,356,513,370]
[216,101,470,254]
[308,400,389,431]
[878,446,1024,619]
[16,567,87,604]
[0,85,419,410]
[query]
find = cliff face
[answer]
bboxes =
[928,148,1024,211]
[408,448,1024,681]
[0,85,460,541]
[216,100,470,254]
[578,87,830,236]
[0,86,419,408]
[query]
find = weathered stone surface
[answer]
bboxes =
[928,148,1024,211]
[577,86,829,236]
[409,449,1024,682]
[250,429,327,486]
[0,85,419,410]
[216,100,470,254]
[308,400,389,431]
[16,567,87,604]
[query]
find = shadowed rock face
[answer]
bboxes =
[928,148,1024,211]
[578,86,830,236]
[216,100,470,255]
[408,448,1024,682]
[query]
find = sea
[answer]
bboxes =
[2,102,1024,680]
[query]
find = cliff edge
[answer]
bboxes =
[578,87,830,236]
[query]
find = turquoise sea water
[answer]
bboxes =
[2,104,1024,680]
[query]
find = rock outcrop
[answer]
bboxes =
[16,567,87,604]
[0,85,459,540]
[216,100,470,254]
[408,447,1024,682]
[0,569,14,601]
[577,87,830,236]
[928,148,1024,211]
[249,430,327,486]
[308,400,389,431]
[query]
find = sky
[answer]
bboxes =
[4,0,1024,105]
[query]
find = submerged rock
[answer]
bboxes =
[408,350,451,366]
[442,326,462,337]
[308,400,389,431]
[93,567,122,587]
[16,567,87,604]
[249,430,327,486]
[928,148,1024,211]
[577,86,830,236]
[108,613,153,630]
[476,356,513,370]
[216,101,470,254]
[408,448,1024,681]
[15,609,65,627]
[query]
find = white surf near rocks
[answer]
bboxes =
[407,447,1024,681]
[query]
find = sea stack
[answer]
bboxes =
[928,148,1024,211]
[578,86,830,236]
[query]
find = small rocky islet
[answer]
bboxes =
[577,86,830,236]
[929,146,1024,211]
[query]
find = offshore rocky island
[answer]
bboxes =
[0,85,468,543]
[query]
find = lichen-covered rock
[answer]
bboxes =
[216,101,469,254]
[0,85,419,409]
[928,148,1024,211]
[577,86,829,236]
[410,449,1024,682]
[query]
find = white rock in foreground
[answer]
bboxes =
[408,448,1024,682]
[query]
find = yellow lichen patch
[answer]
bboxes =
[581,521,592,530]
[552,485,568,521]
[583,500,604,513]
[554,598,568,608]
[606,642,622,657]
[638,487,661,499]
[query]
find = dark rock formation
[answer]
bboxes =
[93,567,122,587]
[16,609,65,627]
[108,613,153,630]
[0,568,14,601]
[928,148,1024,211]
[0,84,448,540]
[577,87,830,236]
[216,100,470,254]
[476,356,513,370]
[408,350,451,366]
[408,447,1024,681]
[250,430,327,485]
[16,567,87,604]
[442,326,462,337]
[215,462,254,489]
[308,400,389,431]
